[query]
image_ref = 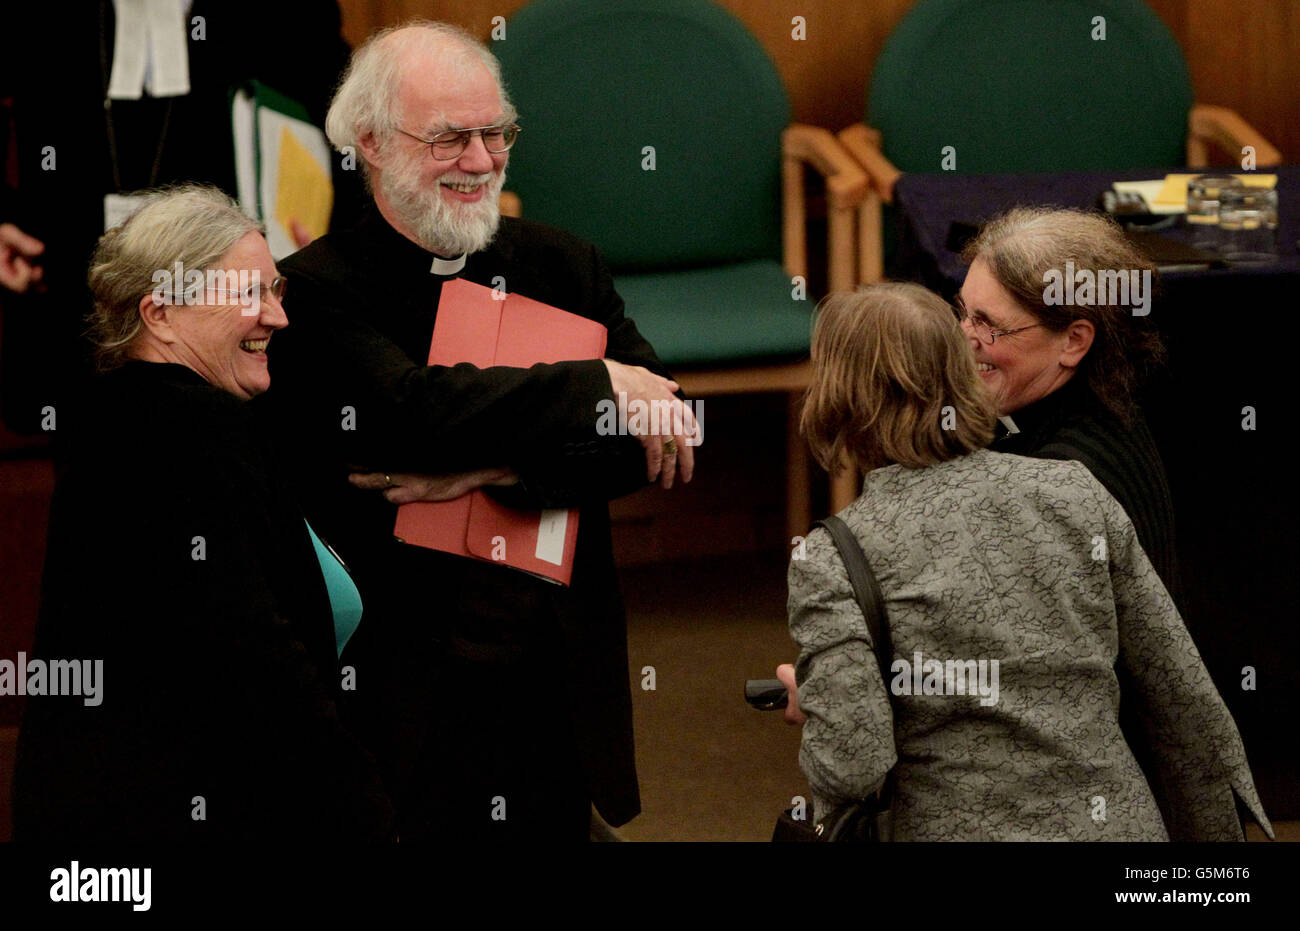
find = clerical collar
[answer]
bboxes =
[996,377,1095,443]
[430,253,467,276]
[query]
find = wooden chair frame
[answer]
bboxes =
[503,124,869,543]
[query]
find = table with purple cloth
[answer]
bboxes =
[891,167,1300,819]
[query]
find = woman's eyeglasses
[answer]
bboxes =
[954,303,1042,344]
[205,276,287,311]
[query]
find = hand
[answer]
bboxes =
[0,223,46,294]
[776,663,806,726]
[289,218,314,249]
[601,359,698,490]
[348,467,518,504]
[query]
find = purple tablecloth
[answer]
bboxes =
[892,165,1300,291]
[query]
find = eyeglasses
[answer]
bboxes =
[954,302,1041,345]
[206,276,287,308]
[397,123,521,160]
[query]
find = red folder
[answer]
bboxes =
[392,278,608,585]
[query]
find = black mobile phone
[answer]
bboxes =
[745,678,788,710]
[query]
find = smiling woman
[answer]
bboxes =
[959,207,1163,422]
[958,208,1179,604]
[12,185,394,841]
[87,189,287,399]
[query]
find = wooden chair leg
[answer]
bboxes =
[786,391,811,543]
[859,189,883,285]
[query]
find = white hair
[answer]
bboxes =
[325,20,517,170]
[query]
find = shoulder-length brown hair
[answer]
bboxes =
[801,282,996,475]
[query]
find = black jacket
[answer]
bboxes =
[12,361,394,841]
[263,209,669,829]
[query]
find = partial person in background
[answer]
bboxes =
[0,1,357,435]
[786,282,1270,841]
[13,186,393,841]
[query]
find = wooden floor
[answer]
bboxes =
[2,548,1294,843]
[617,551,803,841]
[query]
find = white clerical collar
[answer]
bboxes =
[430,253,467,275]
[998,414,1020,435]
[108,0,192,100]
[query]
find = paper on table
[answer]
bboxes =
[1112,180,1180,214]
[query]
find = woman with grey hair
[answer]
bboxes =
[13,185,394,841]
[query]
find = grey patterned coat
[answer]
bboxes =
[789,449,1272,841]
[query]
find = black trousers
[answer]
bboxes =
[403,653,593,842]
[343,578,593,843]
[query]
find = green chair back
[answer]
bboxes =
[869,0,1193,173]
[496,0,789,271]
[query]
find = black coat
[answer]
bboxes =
[263,209,668,831]
[12,361,394,841]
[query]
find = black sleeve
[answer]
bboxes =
[270,233,683,507]
[269,271,620,475]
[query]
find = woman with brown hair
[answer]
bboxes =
[787,282,1269,840]
[958,207,1176,598]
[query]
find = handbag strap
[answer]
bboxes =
[813,515,898,815]
[814,516,893,693]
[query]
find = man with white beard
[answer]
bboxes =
[263,21,694,840]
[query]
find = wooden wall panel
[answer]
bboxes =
[338,0,1297,160]
[1179,0,1300,164]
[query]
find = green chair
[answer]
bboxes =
[496,0,867,541]
[841,0,1282,284]
[829,0,1281,513]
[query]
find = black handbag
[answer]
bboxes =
[772,515,897,843]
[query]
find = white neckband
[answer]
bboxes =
[430,253,467,275]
